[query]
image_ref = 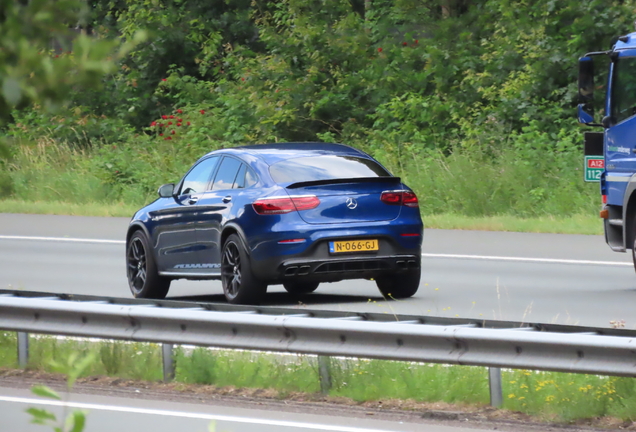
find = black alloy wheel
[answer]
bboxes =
[375,269,420,299]
[126,231,170,299]
[221,234,267,304]
[222,240,243,299]
[128,237,147,292]
[283,281,320,295]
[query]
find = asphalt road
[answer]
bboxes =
[0,212,632,432]
[0,387,514,432]
[1,213,634,328]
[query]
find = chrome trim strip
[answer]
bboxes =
[606,176,630,182]
[257,195,317,200]
[159,271,220,277]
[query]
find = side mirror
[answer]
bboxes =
[578,56,595,123]
[577,104,595,124]
[157,183,175,198]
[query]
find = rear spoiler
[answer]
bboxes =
[286,176,401,189]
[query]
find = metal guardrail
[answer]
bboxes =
[0,290,635,377]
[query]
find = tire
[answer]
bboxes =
[375,270,420,299]
[632,215,636,273]
[126,231,170,299]
[221,234,267,304]
[283,281,319,295]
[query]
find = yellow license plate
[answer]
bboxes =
[329,239,379,253]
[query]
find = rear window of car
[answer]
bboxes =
[269,155,391,183]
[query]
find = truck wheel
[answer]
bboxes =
[632,216,636,273]
[126,231,171,299]
[221,234,267,304]
[375,270,420,299]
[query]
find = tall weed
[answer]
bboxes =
[175,348,320,393]
[3,132,599,218]
[0,332,17,368]
[25,337,162,381]
[373,144,597,218]
[5,138,110,203]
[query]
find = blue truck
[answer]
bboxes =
[578,31,636,264]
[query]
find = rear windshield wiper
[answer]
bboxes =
[286,176,400,189]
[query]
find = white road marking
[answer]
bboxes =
[0,235,631,267]
[0,235,124,245]
[0,395,398,432]
[421,253,631,267]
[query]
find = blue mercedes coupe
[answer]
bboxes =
[125,143,423,304]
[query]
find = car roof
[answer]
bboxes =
[228,142,370,165]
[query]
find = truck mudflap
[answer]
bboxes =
[603,204,626,252]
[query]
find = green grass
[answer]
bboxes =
[0,333,16,368]
[329,360,489,405]
[424,213,603,235]
[0,135,605,234]
[176,348,321,394]
[29,338,163,381]
[0,199,138,217]
[2,334,636,423]
[383,145,599,220]
[0,198,603,235]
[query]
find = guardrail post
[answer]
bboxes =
[17,332,29,368]
[162,343,175,382]
[488,367,503,407]
[318,355,332,394]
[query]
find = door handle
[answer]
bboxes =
[188,196,199,205]
[222,196,232,203]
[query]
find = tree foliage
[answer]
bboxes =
[0,0,127,125]
[48,0,632,151]
[0,0,145,194]
[5,0,635,214]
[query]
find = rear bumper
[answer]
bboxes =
[275,254,420,283]
[246,215,423,284]
[250,234,421,284]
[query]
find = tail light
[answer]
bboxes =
[291,196,321,211]
[253,195,320,215]
[381,190,419,208]
[380,192,402,205]
[402,191,419,207]
[602,195,607,204]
